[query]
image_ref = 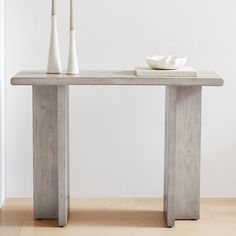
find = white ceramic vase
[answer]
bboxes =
[67,30,79,75]
[47,15,62,74]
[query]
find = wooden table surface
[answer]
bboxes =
[11,70,223,86]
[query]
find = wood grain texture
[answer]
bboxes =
[15,71,222,228]
[175,86,201,220]
[33,85,69,226]
[164,86,177,227]
[57,86,70,227]
[164,86,202,226]
[33,86,58,219]
[1,198,236,236]
[11,70,223,86]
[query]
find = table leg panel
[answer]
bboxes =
[58,85,70,227]
[164,86,177,227]
[33,85,70,226]
[33,85,59,219]
[164,86,202,226]
[175,86,201,220]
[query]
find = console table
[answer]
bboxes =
[11,70,223,227]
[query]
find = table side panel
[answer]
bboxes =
[164,86,177,227]
[175,86,201,220]
[58,85,70,227]
[33,86,59,219]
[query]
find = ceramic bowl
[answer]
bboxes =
[146,55,187,70]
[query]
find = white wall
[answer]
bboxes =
[5,0,236,198]
[0,0,5,206]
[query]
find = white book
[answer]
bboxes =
[135,67,198,77]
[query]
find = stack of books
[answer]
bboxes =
[135,67,198,77]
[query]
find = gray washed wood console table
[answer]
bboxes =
[11,70,223,227]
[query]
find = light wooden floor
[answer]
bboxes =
[0,198,236,236]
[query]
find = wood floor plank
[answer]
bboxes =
[0,198,235,236]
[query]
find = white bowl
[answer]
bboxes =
[146,55,187,70]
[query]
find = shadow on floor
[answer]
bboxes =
[0,208,166,228]
[68,208,166,228]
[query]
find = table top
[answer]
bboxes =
[11,70,223,86]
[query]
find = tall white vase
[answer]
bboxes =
[47,15,62,74]
[67,30,79,75]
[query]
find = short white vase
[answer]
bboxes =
[47,15,62,74]
[67,30,79,75]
